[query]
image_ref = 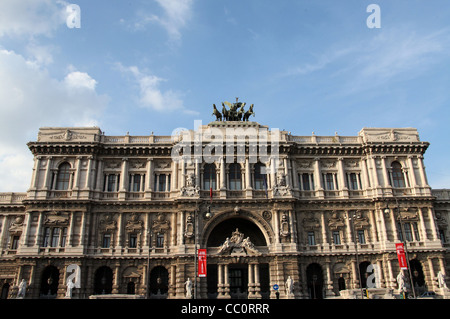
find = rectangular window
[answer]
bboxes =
[51,228,60,247]
[11,236,20,250]
[440,230,446,243]
[324,173,335,190]
[129,234,137,248]
[308,231,316,245]
[61,227,67,247]
[332,231,341,245]
[404,223,413,242]
[156,233,164,248]
[349,173,359,190]
[302,173,311,191]
[102,234,111,248]
[107,174,119,192]
[229,164,242,190]
[358,230,366,244]
[43,227,50,247]
[413,223,420,241]
[157,174,166,192]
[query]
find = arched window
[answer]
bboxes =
[228,163,242,190]
[56,162,71,190]
[391,161,406,188]
[254,163,266,190]
[203,164,216,190]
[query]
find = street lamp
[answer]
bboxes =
[146,229,152,299]
[383,196,417,299]
[347,211,364,299]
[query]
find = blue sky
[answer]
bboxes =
[0,0,450,191]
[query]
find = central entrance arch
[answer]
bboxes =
[204,215,270,299]
[206,217,267,247]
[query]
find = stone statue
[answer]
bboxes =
[180,173,200,197]
[218,237,231,254]
[438,271,448,289]
[286,276,294,296]
[213,99,255,122]
[396,272,406,292]
[185,278,193,299]
[212,104,222,121]
[65,278,75,298]
[243,104,255,122]
[16,279,27,298]
[217,229,260,255]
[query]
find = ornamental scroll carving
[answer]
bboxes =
[217,228,260,256]
[9,216,24,235]
[44,211,70,226]
[125,214,143,233]
[99,214,117,232]
[328,212,345,231]
[180,173,200,197]
[302,213,320,231]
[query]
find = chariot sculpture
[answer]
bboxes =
[212,98,255,122]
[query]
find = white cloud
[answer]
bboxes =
[358,28,448,81]
[116,63,198,115]
[0,0,68,38]
[64,71,98,90]
[0,49,108,192]
[134,0,194,41]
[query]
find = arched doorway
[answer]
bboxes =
[205,217,268,299]
[1,283,10,299]
[149,266,169,299]
[94,266,113,295]
[206,217,267,247]
[127,281,135,295]
[40,265,60,298]
[410,259,426,295]
[359,261,371,288]
[306,263,323,299]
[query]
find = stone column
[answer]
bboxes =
[254,264,261,298]
[42,156,52,190]
[407,156,418,188]
[120,158,128,191]
[30,156,41,190]
[428,257,437,290]
[217,264,223,298]
[85,156,94,190]
[377,259,385,288]
[337,157,348,197]
[380,156,390,188]
[34,212,44,247]
[223,264,230,298]
[248,263,254,298]
[417,155,430,187]
[72,156,82,190]
[320,212,328,249]
[313,157,324,196]
[95,159,104,192]
[418,207,429,242]
[370,156,381,188]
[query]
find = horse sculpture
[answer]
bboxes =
[213,100,255,122]
[212,104,222,121]
[243,104,255,121]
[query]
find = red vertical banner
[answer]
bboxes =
[198,249,207,277]
[395,243,408,270]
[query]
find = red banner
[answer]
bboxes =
[395,243,408,270]
[198,249,207,277]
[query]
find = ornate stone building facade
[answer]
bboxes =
[1,118,450,299]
